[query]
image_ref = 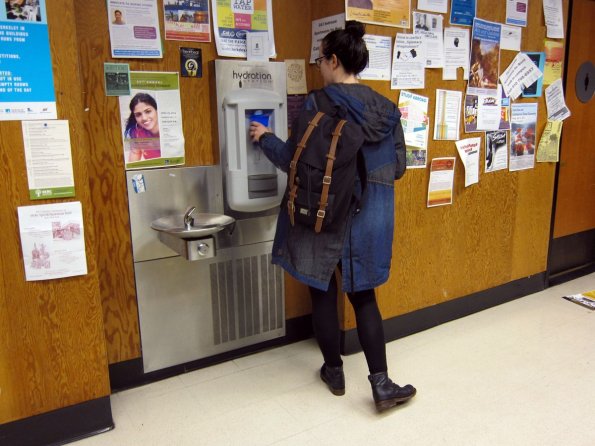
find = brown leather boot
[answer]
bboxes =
[368,372,416,412]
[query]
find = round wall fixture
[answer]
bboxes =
[575,61,594,103]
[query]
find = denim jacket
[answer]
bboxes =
[259,83,405,292]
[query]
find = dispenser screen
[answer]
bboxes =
[244,109,278,198]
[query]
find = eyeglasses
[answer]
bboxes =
[314,56,325,68]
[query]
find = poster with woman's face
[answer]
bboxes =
[118,72,185,170]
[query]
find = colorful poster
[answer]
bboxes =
[119,72,185,170]
[104,63,131,96]
[464,94,478,133]
[345,0,411,28]
[211,0,276,58]
[398,90,429,168]
[107,0,163,58]
[522,52,545,97]
[164,0,211,42]
[468,19,501,96]
[427,157,456,207]
[544,39,564,85]
[485,130,508,172]
[18,202,88,281]
[22,120,75,200]
[510,102,538,171]
[0,0,56,121]
[450,0,476,26]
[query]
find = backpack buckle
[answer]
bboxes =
[316,210,326,218]
[322,175,331,185]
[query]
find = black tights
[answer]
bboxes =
[308,272,387,374]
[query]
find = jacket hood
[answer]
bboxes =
[323,83,401,143]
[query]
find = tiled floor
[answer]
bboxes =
[74,273,595,445]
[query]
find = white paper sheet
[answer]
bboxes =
[499,52,543,100]
[417,0,448,13]
[18,202,88,281]
[107,0,163,58]
[413,11,444,68]
[545,78,571,121]
[543,0,565,39]
[500,24,522,51]
[310,13,345,63]
[455,137,480,187]
[359,34,392,81]
[434,89,462,140]
[443,27,470,80]
[476,86,502,131]
[391,33,426,89]
[506,0,528,27]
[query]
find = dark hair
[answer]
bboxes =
[321,20,368,75]
[125,92,157,134]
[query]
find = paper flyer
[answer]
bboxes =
[468,19,501,96]
[506,0,528,27]
[211,0,276,58]
[22,120,76,200]
[417,0,447,13]
[543,0,565,39]
[104,63,131,96]
[500,24,522,52]
[499,52,543,100]
[360,35,392,81]
[18,202,88,281]
[310,13,345,64]
[464,94,478,133]
[510,102,538,171]
[476,86,502,131]
[450,0,476,26]
[562,290,595,310]
[164,0,211,42]
[455,137,480,187]
[398,90,429,168]
[119,72,185,170]
[0,0,57,121]
[434,89,462,140]
[522,52,545,97]
[285,59,307,95]
[537,120,562,163]
[427,157,456,207]
[345,0,411,28]
[485,130,508,172]
[544,39,564,85]
[545,79,571,121]
[391,33,426,90]
[413,11,444,68]
[443,27,470,80]
[107,0,163,58]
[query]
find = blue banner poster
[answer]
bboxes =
[450,0,476,26]
[0,0,57,121]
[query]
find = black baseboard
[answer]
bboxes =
[548,229,595,279]
[109,314,313,392]
[0,396,113,446]
[341,273,547,355]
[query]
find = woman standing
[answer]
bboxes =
[249,21,416,412]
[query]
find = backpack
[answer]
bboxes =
[284,90,365,233]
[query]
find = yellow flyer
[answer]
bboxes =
[345,0,411,28]
[543,39,564,85]
[211,0,276,58]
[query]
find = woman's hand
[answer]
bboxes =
[249,122,270,143]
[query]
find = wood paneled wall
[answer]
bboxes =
[309,1,567,329]
[75,0,313,365]
[0,1,110,424]
[553,0,595,238]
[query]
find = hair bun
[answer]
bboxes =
[345,20,365,39]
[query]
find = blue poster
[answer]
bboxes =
[522,52,545,98]
[450,0,476,26]
[0,0,56,121]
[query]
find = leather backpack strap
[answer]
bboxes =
[315,119,347,233]
[288,111,325,226]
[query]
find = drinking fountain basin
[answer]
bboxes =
[151,213,235,261]
[151,213,235,240]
